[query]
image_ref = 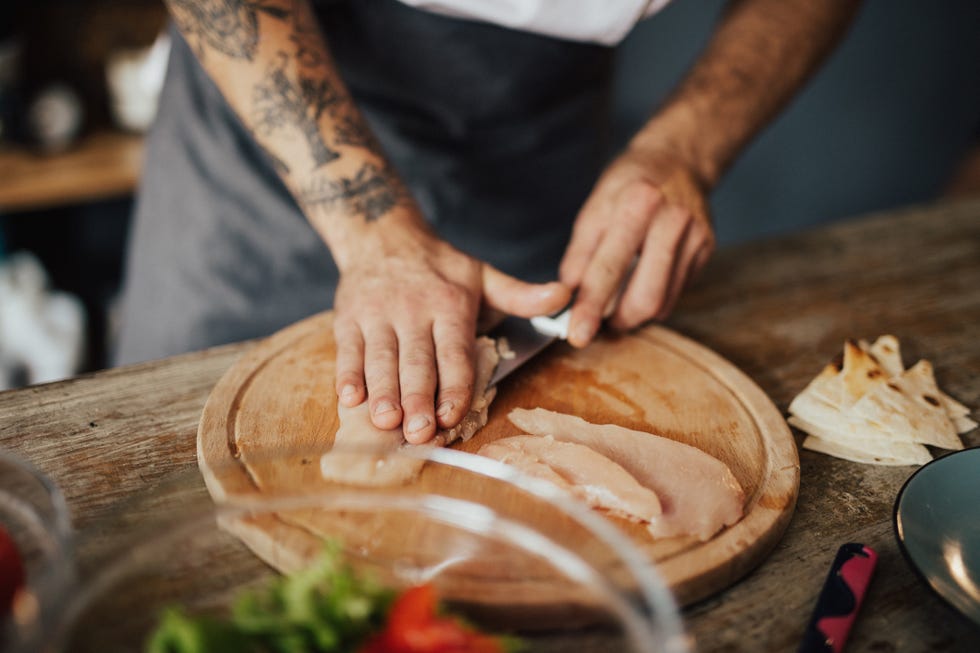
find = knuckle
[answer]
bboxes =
[619,297,648,325]
[364,369,395,390]
[573,302,603,326]
[436,315,475,338]
[439,342,474,368]
[401,344,434,368]
[400,391,434,409]
[433,284,472,311]
[593,257,620,282]
[335,341,362,361]
[367,345,398,366]
[332,316,355,336]
[439,383,474,401]
[636,285,668,317]
[335,370,362,385]
[624,182,662,216]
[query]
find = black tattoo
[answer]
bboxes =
[333,114,383,153]
[300,163,410,222]
[300,77,344,121]
[166,0,290,61]
[253,53,343,167]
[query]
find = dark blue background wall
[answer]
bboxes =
[612,0,980,244]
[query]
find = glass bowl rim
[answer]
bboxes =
[56,446,689,652]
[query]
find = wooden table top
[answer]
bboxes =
[2,198,978,651]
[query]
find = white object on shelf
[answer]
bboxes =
[0,252,85,389]
[106,30,171,133]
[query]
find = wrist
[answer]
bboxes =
[319,205,435,273]
[627,107,721,192]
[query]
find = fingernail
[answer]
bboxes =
[406,415,430,434]
[436,401,454,419]
[340,384,357,398]
[374,400,396,416]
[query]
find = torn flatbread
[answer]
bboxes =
[841,339,888,405]
[789,335,973,466]
[801,435,923,467]
[849,360,963,451]
[791,415,932,465]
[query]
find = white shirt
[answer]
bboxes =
[394,0,675,45]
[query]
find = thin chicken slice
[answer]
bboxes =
[479,435,662,524]
[508,408,744,541]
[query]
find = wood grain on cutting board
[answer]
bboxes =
[198,311,799,608]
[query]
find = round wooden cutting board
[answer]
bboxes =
[198,311,798,608]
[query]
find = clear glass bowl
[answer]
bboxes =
[0,450,75,653]
[50,446,687,652]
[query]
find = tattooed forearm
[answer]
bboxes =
[253,53,342,167]
[333,114,383,152]
[300,77,344,120]
[166,0,291,61]
[289,2,327,67]
[300,163,411,222]
[167,0,412,225]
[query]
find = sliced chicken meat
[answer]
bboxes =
[508,408,744,541]
[478,435,662,524]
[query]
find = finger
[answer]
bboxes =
[559,207,604,288]
[433,318,476,430]
[654,226,710,320]
[397,326,438,444]
[482,267,572,317]
[566,232,638,347]
[566,183,661,346]
[608,204,691,331]
[363,326,402,430]
[333,318,366,407]
[688,231,715,281]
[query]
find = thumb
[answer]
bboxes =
[482,265,572,318]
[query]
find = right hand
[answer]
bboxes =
[332,220,570,444]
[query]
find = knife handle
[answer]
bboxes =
[797,543,877,653]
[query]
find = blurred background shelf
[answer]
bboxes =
[0,129,143,213]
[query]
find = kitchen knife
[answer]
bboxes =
[487,309,570,387]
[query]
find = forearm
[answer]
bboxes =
[632,0,861,189]
[164,0,423,268]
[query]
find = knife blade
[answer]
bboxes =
[487,309,570,387]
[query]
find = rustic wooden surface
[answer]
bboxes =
[0,130,143,213]
[198,312,798,611]
[2,198,979,651]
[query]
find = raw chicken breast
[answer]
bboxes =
[320,337,499,486]
[478,435,662,523]
[508,408,744,541]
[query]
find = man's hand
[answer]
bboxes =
[560,147,714,348]
[559,0,862,348]
[333,220,570,444]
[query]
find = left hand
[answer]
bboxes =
[559,146,715,347]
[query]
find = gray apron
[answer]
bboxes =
[114,0,613,365]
